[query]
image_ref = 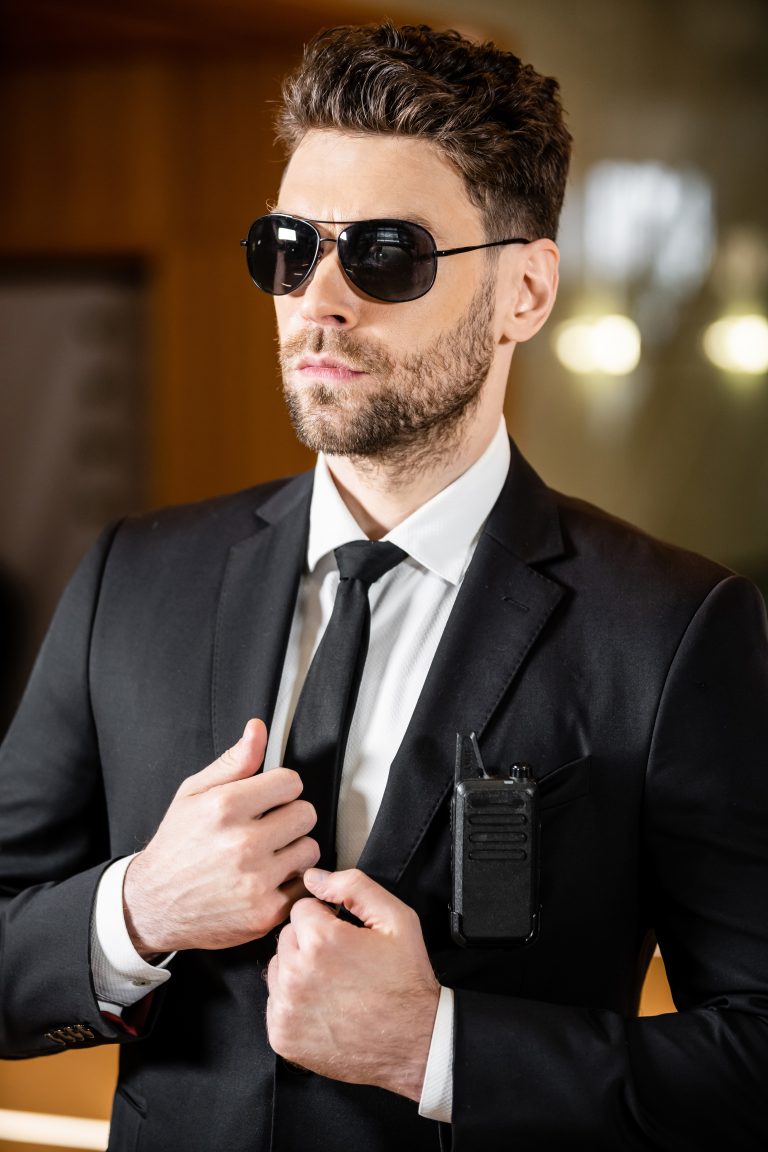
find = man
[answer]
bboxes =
[1,21,767,1152]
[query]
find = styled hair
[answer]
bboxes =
[275,21,572,241]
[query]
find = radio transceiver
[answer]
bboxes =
[450,732,541,947]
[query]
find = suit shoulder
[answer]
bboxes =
[112,473,312,549]
[551,488,735,603]
[88,473,313,590]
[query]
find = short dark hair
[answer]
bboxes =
[276,21,572,241]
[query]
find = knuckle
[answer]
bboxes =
[282,836,319,873]
[301,836,321,868]
[244,870,271,902]
[401,903,420,930]
[174,774,196,800]
[223,825,252,861]
[255,880,282,916]
[205,788,232,825]
[266,1009,288,1052]
[222,817,243,844]
[273,767,303,798]
[258,890,288,929]
[234,873,265,918]
[219,747,237,770]
[302,928,329,966]
[293,799,318,833]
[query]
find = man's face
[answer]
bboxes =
[273,130,509,466]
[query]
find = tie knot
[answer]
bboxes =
[334,540,407,587]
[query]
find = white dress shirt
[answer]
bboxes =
[91,417,511,1124]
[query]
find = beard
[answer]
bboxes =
[278,276,497,473]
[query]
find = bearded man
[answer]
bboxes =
[1,21,767,1152]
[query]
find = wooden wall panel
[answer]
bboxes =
[0,51,315,509]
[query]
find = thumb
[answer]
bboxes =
[303,868,405,933]
[181,718,268,796]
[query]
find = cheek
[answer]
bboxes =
[382,291,473,352]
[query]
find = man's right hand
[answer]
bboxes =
[122,719,319,957]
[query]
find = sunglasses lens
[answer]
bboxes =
[244,215,319,295]
[339,220,436,302]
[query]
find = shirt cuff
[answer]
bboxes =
[91,854,174,1010]
[418,985,454,1123]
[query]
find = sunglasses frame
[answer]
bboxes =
[241,213,530,303]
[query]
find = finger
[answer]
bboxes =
[289,892,343,939]
[276,921,299,956]
[268,837,321,895]
[256,797,317,846]
[277,873,312,905]
[220,767,309,820]
[302,868,405,932]
[288,897,343,955]
[268,924,300,995]
[266,952,279,993]
[273,829,320,872]
[180,719,268,796]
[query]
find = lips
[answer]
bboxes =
[295,356,367,380]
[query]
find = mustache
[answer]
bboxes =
[279,328,393,375]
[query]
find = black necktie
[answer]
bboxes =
[284,540,407,869]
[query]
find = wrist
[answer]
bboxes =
[387,979,441,1101]
[123,852,168,959]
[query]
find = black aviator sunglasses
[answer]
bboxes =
[240,214,530,304]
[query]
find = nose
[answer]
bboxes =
[296,239,360,329]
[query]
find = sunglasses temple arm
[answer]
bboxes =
[434,237,530,258]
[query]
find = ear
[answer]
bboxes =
[498,239,560,344]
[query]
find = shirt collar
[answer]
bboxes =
[306,417,511,586]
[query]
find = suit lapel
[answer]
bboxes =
[211,444,566,885]
[358,442,566,885]
[211,474,312,756]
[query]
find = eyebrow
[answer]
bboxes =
[272,210,440,234]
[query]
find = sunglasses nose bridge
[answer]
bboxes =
[316,235,339,261]
[302,233,362,304]
[300,233,337,284]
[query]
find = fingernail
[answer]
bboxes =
[305,868,330,882]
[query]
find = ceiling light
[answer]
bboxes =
[702,314,768,375]
[554,315,641,376]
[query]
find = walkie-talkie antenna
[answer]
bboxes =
[470,731,493,778]
[455,731,493,782]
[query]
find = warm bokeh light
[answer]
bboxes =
[554,315,642,376]
[702,314,768,375]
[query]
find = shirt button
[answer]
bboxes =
[131,978,150,987]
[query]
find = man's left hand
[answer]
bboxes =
[266,868,440,1101]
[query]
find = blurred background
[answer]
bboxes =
[0,0,766,1147]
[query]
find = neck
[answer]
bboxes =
[325,406,503,539]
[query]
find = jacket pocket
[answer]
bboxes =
[107,1086,144,1152]
[538,754,591,810]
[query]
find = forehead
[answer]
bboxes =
[276,130,482,238]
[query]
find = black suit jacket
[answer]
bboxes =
[1,441,767,1151]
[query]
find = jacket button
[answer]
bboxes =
[45,1023,95,1045]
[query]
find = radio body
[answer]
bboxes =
[450,733,541,947]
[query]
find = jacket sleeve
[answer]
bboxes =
[450,575,768,1150]
[0,524,141,1056]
